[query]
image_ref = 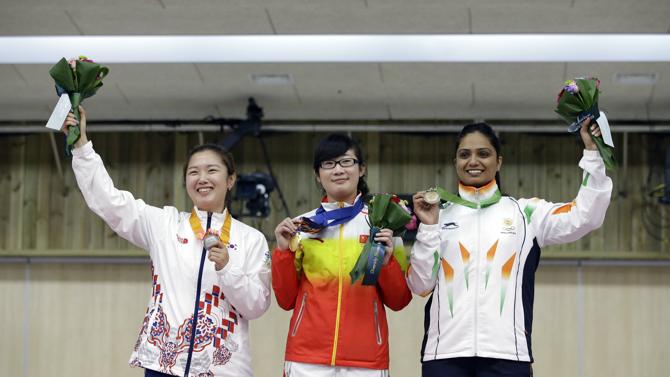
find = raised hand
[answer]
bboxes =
[580,117,601,151]
[274,217,300,251]
[61,106,88,148]
[412,191,440,226]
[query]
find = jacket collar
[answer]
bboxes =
[320,192,363,210]
[458,180,500,205]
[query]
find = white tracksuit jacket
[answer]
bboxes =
[72,142,271,377]
[408,149,612,363]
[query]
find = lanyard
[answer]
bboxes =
[301,196,364,231]
[435,187,502,209]
[189,208,232,245]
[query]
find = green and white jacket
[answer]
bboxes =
[408,149,612,363]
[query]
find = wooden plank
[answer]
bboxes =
[172,133,187,212]
[36,134,54,250]
[21,134,41,250]
[102,132,122,251]
[0,136,12,250]
[8,136,26,250]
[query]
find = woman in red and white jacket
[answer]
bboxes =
[62,108,271,377]
[272,134,412,377]
[410,120,612,377]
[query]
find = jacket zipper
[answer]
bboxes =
[183,213,211,377]
[330,219,345,365]
[291,292,308,337]
[373,300,382,345]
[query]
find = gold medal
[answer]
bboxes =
[289,233,301,252]
[424,190,441,205]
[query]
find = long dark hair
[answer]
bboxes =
[313,134,369,197]
[183,143,236,211]
[456,122,503,191]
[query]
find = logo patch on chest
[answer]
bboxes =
[359,235,369,243]
[176,234,188,244]
[501,217,516,234]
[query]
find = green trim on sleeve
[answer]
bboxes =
[524,204,536,224]
[431,251,440,279]
[582,172,590,187]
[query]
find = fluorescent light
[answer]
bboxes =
[1,34,669,64]
[613,73,658,85]
[250,73,294,85]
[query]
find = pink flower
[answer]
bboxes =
[405,214,418,231]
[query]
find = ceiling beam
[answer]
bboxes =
[1,119,669,133]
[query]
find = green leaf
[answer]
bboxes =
[592,134,616,170]
[554,109,575,124]
[563,93,586,109]
[576,79,598,108]
[76,60,102,92]
[368,194,391,225]
[350,241,372,284]
[66,124,80,146]
[48,58,75,92]
[382,203,412,234]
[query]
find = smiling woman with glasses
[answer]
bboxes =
[319,157,359,169]
[271,133,412,377]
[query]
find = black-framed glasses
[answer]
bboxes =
[320,158,359,169]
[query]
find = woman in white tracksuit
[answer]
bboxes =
[62,108,271,377]
[409,120,612,377]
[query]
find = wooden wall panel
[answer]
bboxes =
[532,265,580,377]
[0,265,25,377]
[582,266,670,377]
[1,263,669,376]
[0,131,669,257]
[28,263,148,377]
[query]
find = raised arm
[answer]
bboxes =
[522,120,613,247]
[65,107,168,251]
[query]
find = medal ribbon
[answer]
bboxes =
[189,208,232,246]
[434,187,502,209]
[300,195,365,232]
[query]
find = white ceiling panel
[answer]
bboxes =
[0,65,28,87]
[380,63,472,118]
[267,4,470,33]
[0,0,668,125]
[0,6,81,35]
[368,0,570,6]
[473,4,670,33]
[67,5,273,35]
[107,64,203,85]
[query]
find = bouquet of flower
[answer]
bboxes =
[350,194,412,285]
[49,56,109,155]
[554,77,615,170]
